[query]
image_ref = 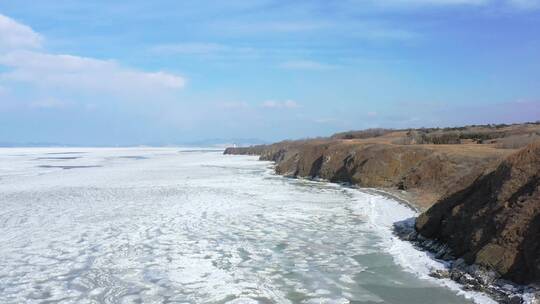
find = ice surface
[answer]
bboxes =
[0,148,493,303]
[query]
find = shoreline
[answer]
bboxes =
[271,171,498,303]
[261,159,425,212]
[360,187,422,212]
[256,156,537,304]
[394,221,539,304]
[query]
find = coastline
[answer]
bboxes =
[262,159,500,303]
[224,141,510,210]
[230,151,539,304]
[394,221,539,304]
[360,187,422,212]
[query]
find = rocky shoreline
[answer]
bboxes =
[394,219,539,304]
[225,138,540,304]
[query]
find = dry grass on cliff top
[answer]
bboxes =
[331,123,540,158]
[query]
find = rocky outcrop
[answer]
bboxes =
[395,219,535,303]
[416,141,540,285]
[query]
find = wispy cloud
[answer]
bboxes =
[279,60,337,70]
[213,20,332,34]
[0,14,185,99]
[151,42,255,55]
[261,100,300,109]
[0,51,185,94]
[353,27,420,41]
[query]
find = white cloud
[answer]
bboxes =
[280,60,337,70]
[0,14,43,51]
[0,14,185,98]
[261,100,300,109]
[0,51,185,94]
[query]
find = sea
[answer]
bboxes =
[0,147,496,304]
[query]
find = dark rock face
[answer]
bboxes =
[416,142,540,284]
[395,219,537,303]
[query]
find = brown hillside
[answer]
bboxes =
[416,141,540,284]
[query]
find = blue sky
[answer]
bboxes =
[0,0,539,145]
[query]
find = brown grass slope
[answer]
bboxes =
[416,141,540,284]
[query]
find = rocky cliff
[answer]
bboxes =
[225,140,508,208]
[416,141,540,284]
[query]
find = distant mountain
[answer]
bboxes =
[181,138,268,148]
